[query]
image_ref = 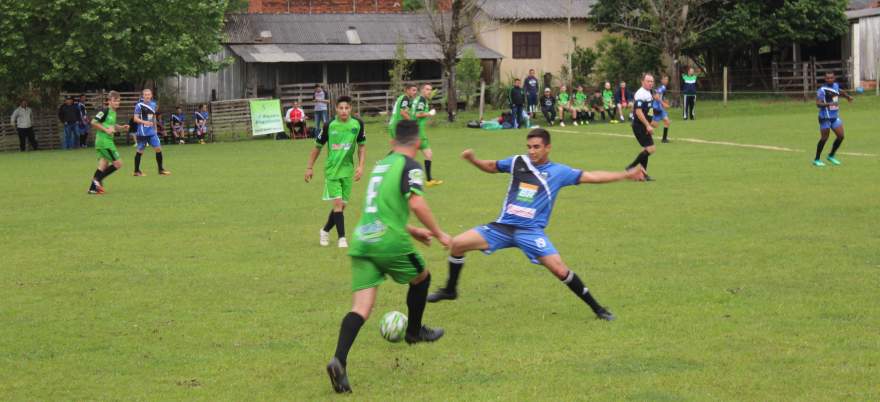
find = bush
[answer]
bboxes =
[594,36,663,87]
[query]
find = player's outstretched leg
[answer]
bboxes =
[327,287,375,394]
[133,150,144,176]
[814,130,830,167]
[155,146,171,175]
[405,270,444,344]
[320,209,335,246]
[537,254,615,321]
[428,229,489,303]
[827,126,845,166]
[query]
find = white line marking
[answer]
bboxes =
[550,129,876,157]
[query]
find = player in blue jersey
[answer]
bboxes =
[132,89,171,176]
[652,75,671,143]
[813,71,853,167]
[427,128,645,321]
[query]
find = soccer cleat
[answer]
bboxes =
[812,159,826,167]
[662,138,670,143]
[319,230,330,246]
[609,119,619,124]
[326,357,352,394]
[88,189,100,195]
[426,179,444,187]
[572,121,578,126]
[595,308,616,321]
[826,155,841,166]
[199,139,206,144]
[405,325,444,344]
[179,139,185,145]
[427,287,457,303]
[159,170,172,176]
[643,175,655,182]
[133,171,146,177]
[338,238,348,248]
[559,122,565,127]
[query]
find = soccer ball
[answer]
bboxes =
[379,311,407,342]
[856,87,865,94]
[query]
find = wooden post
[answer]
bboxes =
[771,61,778,92]
[722,66,728,105]
[478,80,486,121]
[876,56,880,96]
[802,62,810,101]
[356,92,361,116]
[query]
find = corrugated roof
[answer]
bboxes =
[478,0,595,20]
[846,6,880,19]
[225,13,439,45]
[228,43,503,63]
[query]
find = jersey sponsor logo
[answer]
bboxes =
[332,143,352,151]
[351,127,359,134]
[516,182,539,202]
[506,204,536,219]
[535,237,546,249]
[95,111,105,119]
[355,220,387,243]
[408,168,424,186]
[372,164,390,174]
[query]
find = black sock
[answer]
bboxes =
[627,150,650,169]
[333,211,345,238]
[406,274,430,336]
[322,210,336,232]
[643,154,650,170]
[601,111,606,121]
[562,271,604,314]
[102,165,117,180]
[663,127,669,141]
[90,169,101,190]
[134,153,142,172]
[425,160,433,181]
[829,137,844,157]
[92,169,102,181]
[333,312,365,367]
[446,255,465,291]
[815,138,828,160]
[156,152,164,171]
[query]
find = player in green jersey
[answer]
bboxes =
[87,91,129,195]
[572,85,589,125]
[411,83,443,187]
[556,85,572,127]
[326,120,452,394]
[602,82,618,124]
[388,84,417,138]
[305,96,367,248]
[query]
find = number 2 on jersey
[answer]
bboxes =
[365,176,383,213]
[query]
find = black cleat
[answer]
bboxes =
[595,308,616,321]
[405,325,445,344]
[661,138,670,143]
[426,287,457,303]
[643,175,655,182]
[326,357,352,394]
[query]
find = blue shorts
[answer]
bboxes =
[136,135,161,151]
[475,222,558,264]
[652,109,668,121]
[819,117,843,131]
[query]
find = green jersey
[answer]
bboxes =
[412,95,430,128]
[557,92,570,106]
[602,89,614,106]
[349,153,425,257]
[316,117,366,180]
[388,94,412,136]
[573,91,587,106]
[92,107,117,149]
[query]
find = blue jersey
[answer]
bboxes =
[494,155,582,229]
[134,100,158,137]
[653,85,666,112]
[817,83,841,120]
[194,111,209,124]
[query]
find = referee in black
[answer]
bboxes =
[626,73,656,181]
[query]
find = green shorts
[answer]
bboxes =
[350,252,425,291]
[418,131,430,150]
[323,177,353,202]
[96,146,120,162]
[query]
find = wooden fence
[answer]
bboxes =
[209,98,261,140]
[772,58,853,97]
[277,80,445,116]
[0,114,62,152]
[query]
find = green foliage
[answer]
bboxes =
[564,44,600,87]
[226,0,249,13]
[593,36,663,87]
[455,48,482,108]
[388,38,413,96]
[0,0,230,99]
[402,0,424,11]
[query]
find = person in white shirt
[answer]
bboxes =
[625,73,656,181]
[285,101,308,138]
[11,99,38,151]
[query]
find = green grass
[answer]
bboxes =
[1,97,879,401]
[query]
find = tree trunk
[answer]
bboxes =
[445,60,457,122]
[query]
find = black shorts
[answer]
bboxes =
[632,123,654,147]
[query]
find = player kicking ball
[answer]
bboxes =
[87,91,128,194]
[305,96,366,248]
[427,129,645,321]
[326,120,451,394]
[813,71,853,167]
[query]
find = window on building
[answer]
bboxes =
[512,32,541,59]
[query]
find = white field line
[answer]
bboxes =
[549,128,876,157]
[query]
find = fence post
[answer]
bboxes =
[876,56,880,96]
[771,61,778,92]
[722,67,728,105]
[479,80,486,121]
[356,92,361,116]
[802,62,810,102]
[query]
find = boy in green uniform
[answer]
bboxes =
[305,96,367,248]
[326,120,452,394]
[388,84,417,138]
[87,91,129,195]
[411,83,442,186]
[602,82,617,124]
[556,85,572,127]
[572,85,589,125]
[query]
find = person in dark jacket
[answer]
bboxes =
[508,79,525,129]
[613,81,633,122]
[540,88,557,126]
[58,97,81,149]
[682,67,698,120]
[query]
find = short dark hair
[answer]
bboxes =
[526,128,551,145]
[514,78,522,82]
[394,120,420,145]
[337,95,352,105]
[405,83,417,90]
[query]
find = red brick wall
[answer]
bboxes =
[248,0,404,13]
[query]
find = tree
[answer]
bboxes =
[564,42,600,87]
[0,0,230,99]
[422,0,482,122]
[593,36,663,86]
[455,48,482,107]
[389,38,414,97]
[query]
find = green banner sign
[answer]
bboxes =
[249,99,284,136]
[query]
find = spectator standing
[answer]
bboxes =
[314,84,330,136]
[77,94,90,148]
[614,81,633,122]
[508,79,526,129]
[524,69,540,118]
[682,67,698,120]
[540,88,556,126]
[286,101,308,139]
[11,99,38,151]
[58,97,80,149]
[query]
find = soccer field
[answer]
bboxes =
[1,98,878,400]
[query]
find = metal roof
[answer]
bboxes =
[478,0,595,20]
[846,7,880,19]
[225,13,439,45]
[228,43,502,63]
